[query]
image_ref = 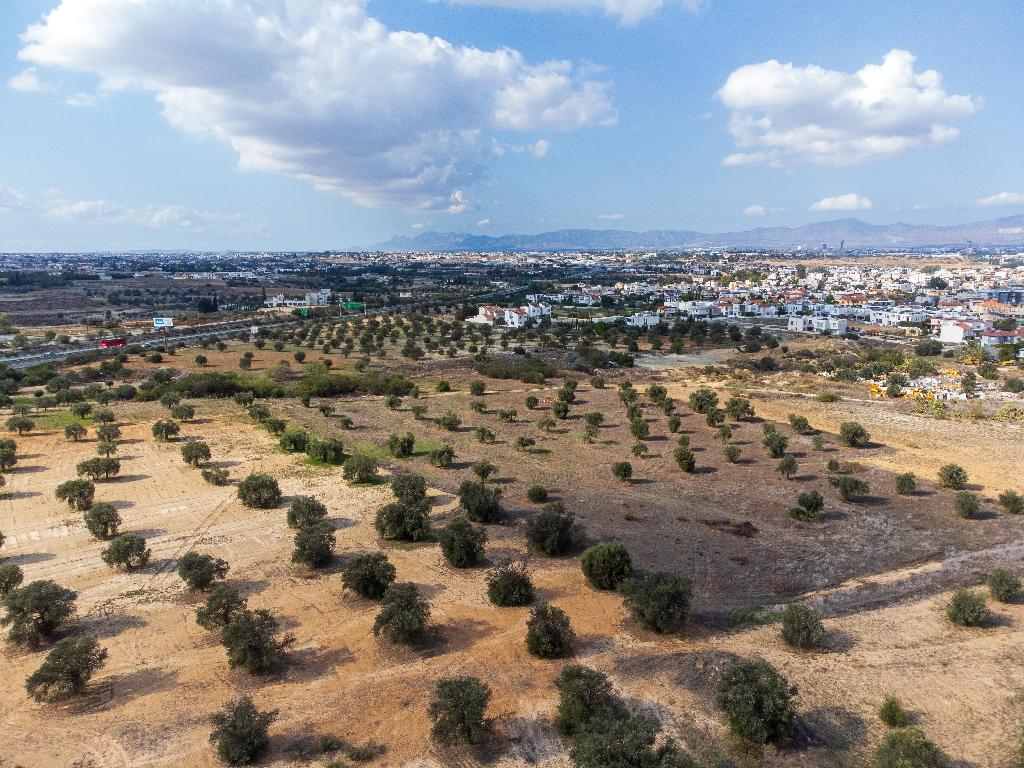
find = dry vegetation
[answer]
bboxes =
[1,318,1023,768]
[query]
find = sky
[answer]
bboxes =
[0,0,1022,251]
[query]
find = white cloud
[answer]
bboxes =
[491,137,551,158]
[0,187,36,213]
[42,196,265,235]
[410,221,429,230]
[912,203,928,210]
[743,205,765,216]
[598,212,623,220]
[7,67,52,93]
[977,192,1024,207]
[66,90,101,107]
[20,0,615,213]
[440,0,704,26]
[477,218,491,227]
[529,139,550,158]
[809,193,873,212]
[717,49,980,167]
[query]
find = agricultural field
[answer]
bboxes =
[1,316,1023,768]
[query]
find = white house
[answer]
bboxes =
[503,307,529,328]
[625,313,661,329]
[938,320,978,344]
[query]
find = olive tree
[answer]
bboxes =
[341,552,396,599]
[177,552,229,590]
[2,580,77,644]
[237,473,282,508]
[25,636,107,702]
[101,534,151,570]
[84,502,121,540]
[56,479,95,511]
[209,696,278,766]
[429,676,492,745]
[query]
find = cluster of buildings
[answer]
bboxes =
[263,289,333,308]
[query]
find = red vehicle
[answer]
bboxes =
[99,337,127,348]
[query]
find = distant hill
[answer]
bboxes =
[375,215,1024,252]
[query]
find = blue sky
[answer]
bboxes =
[1,0,1021,251]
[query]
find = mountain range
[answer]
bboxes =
[374,215,1024,252]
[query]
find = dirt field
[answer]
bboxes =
[2,345,1024,767]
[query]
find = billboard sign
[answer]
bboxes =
[153,317,174,328]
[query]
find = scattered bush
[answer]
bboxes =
[780,603,826,649]
[895,472,917,495]
[342,552,396,599]
[435,410,461,431]
[196,584,247,631]
[874,727,941,768]
[612,461,633,482]
[554,664,623,736]
[177,552,229,590]
[439,516,486,568]
[429,676,491,745]
[525,603,575,658]
[278,428,309,453]
[723,444,741,463]
[937,463,968,490]
[202,467,230,486]
[181,441,212,467]
[287,496,328,528]
[292,521,335,568]
[763,430,788,458]
[387,432,415,458]
[76,457,121,481]
[55,478,95,511]
[486,563,534,606]
[526,484,548,503]
[953,490,980,519]
[0,563,24,596]
[343,454,378,484]
[307,437,345,464]
[776,454,798,479]
[715,659,795,744]
[830,475,870,502]
[787,414,810,433]
[998,489,1024,515]
[25,636,107,702]
[237,473,282,508]
[878,695,910,728]
[221,608,292,674]
[428,444,455,468]
[2,580,77,644]
[101,533,151,570]
[987,568,1021,602]
[392,473,427,505]
[84,502,121,540]
[152,419,181,442]
[374,501,430,542]
[618,571,692,633]
[372,583,429,645]
[838,421,870,447]
[946,589,989,627]
[526,503,584,556]
[458,480,503,523]
[209,696,278,766]
[581,541,632,590]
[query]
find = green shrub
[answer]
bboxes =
[372,583,429,644]
[209,696,278,766]
[101,534,151,570]
[525,603,575,658]
[278,428,309,453]
[342,552,396,599]
[715,659,795,744]
[237,473,282,508]
[287,496,328,528]
[0,563,24,596]
[874,727,941,768]
[878,695,909,728]
[830,475,870,502]
[838,421,870,447]
[391,474,427,505]
[776,454,798,479]
[763,431,788,458]
[221,608,292,673]
[526,484,548,503]
[458,480,502,523]
[2,580,77,644]
[439,516,486,568]
[954,490,980,519]
[387,432,415,458]
[569,713,688,768]
[181,441,212,467]
[618,572,692,633]
[612,461,633,482]
[987,568,1021,602]
[998,490,1024,515]
[428,444,455,468]
[797,490,824,515]
[342,454,378,484]
[526,503,584,556]
[196,584,247,631]
[292,520,335,568]
[375,501,430,542]
[780,603,826,649]
[486,563,534,606]
[723,444,741,463]
[895,473,917,495]
[177,552,229,591]
[688,387,718,414]
[55,479,95,510]
[152,419,180,442]
[25,636,107,702]
[673,446,696,473]
[202,467,230,485]
[435,410,461,431]
[581,541,632,590]
[554,664,623,736]
[83,502,121,540]
[306,437,344,464]
[469,380,486,396]
[946,589,988,627]
[937,463,968,490]
[787,414,810,433]
[429,676,491,745]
